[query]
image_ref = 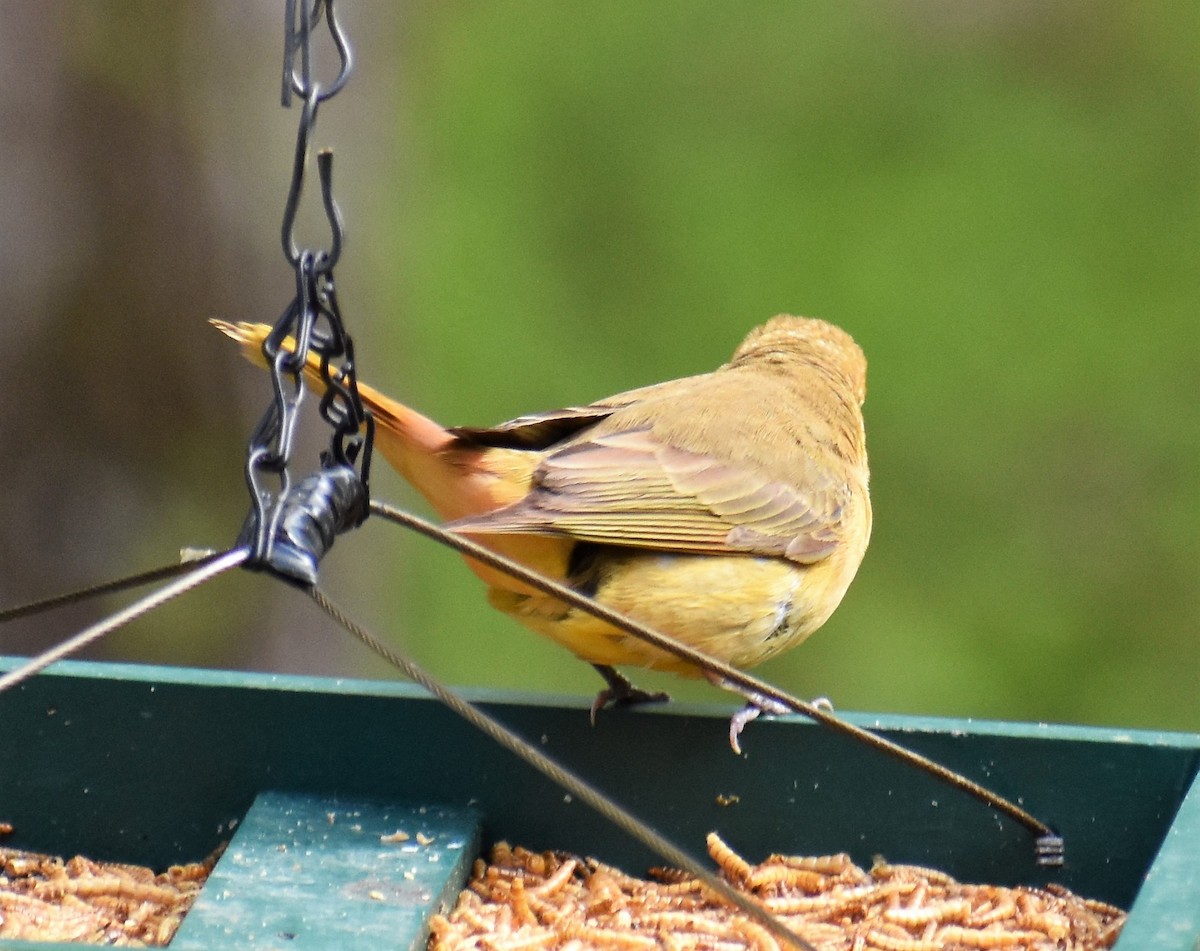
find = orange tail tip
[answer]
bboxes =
[210,317,463,487]
[209,319,280,369]
[211,318,340,400]
[210,317,565,591]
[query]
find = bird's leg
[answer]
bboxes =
[589,665,671,724]
[706,671,833,754]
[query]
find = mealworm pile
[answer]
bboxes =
[430,834,1125,951]
[0,847,214,945]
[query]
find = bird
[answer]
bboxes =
[213,315,871,751]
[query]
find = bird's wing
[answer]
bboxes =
[448,374,714,450]
[448,427,848,564]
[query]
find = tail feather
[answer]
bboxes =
[209,320,456,474]
[209,318,326,393]
[210,319,569,591]
[210,318,542,517]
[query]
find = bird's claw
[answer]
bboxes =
[726,692,835,754]
[589,686,671,724]
[590,665,670,725]
[728,694,791,754]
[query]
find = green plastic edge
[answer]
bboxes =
[5,655,1198,750]
[1114,766,1200,950]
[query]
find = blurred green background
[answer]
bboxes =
[1,2,1196,731]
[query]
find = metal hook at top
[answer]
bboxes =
[282,0,354,108]
[314,149,344,273]
[278,99,346,268]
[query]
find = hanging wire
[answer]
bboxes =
[0,549,247,696]
[0,497,1066,869]
[0,551,229,626]
[370,500,1065,866]
[282,0,352,110]
[308,585,819,951]
[0,3,368,677]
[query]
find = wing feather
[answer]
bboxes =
[449,426,850,564]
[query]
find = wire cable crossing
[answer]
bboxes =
[0,549,247,696]
[0,551,228,626]
[307,584,820,951]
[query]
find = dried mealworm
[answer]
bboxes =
[530,857,577,898]
[883,897,972,927]
[507,876,538,928]
[968,898,1016,927]
[861,926,941,951]
[481,929,558,951]
[747,863,827,893]
[634,910,735,937]
[706,832,754,884]
[1018,908,1070,940]
[648,865,693,884]
[731,915,782,951]
[559,921,659,950]
[934,924,1047,947]
[871,861,955,887]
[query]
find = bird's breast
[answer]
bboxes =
[488,545,860,675]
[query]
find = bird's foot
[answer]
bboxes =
[707,672,835,754]
[727,693,792,754]
[590,665,670,724]
[728,695,835,753]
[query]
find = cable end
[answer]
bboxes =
[1035,832,1065,867]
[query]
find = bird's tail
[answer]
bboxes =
[210,319,458,475]
[211,318,567,592]
[210,318,330,394]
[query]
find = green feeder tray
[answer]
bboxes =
[0,657,1196,949]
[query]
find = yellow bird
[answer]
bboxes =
[214,316,871,747]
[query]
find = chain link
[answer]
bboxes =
[239,0,371,586]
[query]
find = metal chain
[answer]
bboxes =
[239,0,372,585]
